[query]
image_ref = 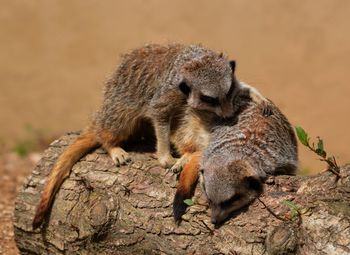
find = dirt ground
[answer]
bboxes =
[0,154,38,254]
[1,1,350,253]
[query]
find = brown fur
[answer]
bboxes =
[33,43,237,229]
[173,152,201,224]
[98,129,126,149]
[172,84,296,225]
[32,129,98,229]
[178,143,197,155]
[177,152,201,194]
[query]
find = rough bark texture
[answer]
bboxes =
[14,132,350,255]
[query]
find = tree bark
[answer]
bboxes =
[14,132,350,255]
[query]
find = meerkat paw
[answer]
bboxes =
[158,154,176,169]
[170,154,190,174]
[109,147,131,166]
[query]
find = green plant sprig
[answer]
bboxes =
[295,126,340,177]
[281,200,311,222]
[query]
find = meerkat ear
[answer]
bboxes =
[229,60,236,73]
[243,176,263,193]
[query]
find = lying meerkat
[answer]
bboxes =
[173,91,298,225]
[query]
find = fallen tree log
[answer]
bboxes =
[14,132,350,254]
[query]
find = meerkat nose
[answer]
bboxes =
[211,217,217,225]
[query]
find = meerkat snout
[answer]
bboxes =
[201,159,263,226]
[179,57,237,119]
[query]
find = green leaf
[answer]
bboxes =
[315,149,326,158]
[317,137,324,151]
[295,126,309,146]
[282,200,299,211]
[316,138,326,157]
[290,210,299,219]
[183,199,194,206]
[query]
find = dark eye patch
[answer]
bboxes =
[179,81,191,96]
[200,95,220,106]
[220,194,242,208]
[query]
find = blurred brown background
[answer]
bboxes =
[1,0,350,173]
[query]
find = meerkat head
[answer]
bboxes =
[179,54,239,118]
[200,157,263,226]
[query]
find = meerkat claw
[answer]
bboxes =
[109,147,131,166]
[158,154,176,169]
[170,155,190,174]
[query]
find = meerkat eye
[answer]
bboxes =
[200,95,220,106]
[179,81,191,96]
[220,194,242,208]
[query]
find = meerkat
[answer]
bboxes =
[32,43,247,229]
[169,70,267,173]
[173,93,298,225]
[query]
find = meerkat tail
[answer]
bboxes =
[173,152,201,224]
[32,129,99,229]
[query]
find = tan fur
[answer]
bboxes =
[202,99,297,225]
[169,108,210,173]
[32,129,98,229]
[172,84,297,225]
[33,43,237,229]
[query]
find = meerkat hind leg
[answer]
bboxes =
[99,128,133,167]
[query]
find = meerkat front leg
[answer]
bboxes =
[108,147,131,166]
[170,153,192,173]
[154,120,176,168]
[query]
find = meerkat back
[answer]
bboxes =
[94,43,236,168]
[207,98,298,178]
[200,98,298,225]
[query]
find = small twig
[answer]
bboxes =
[305,140,340,176]
[320,164,341,178]
[295,126,341,178]
[200,219,214,235]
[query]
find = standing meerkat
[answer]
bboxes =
[33,43,245,229]
[173,94,298,225]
